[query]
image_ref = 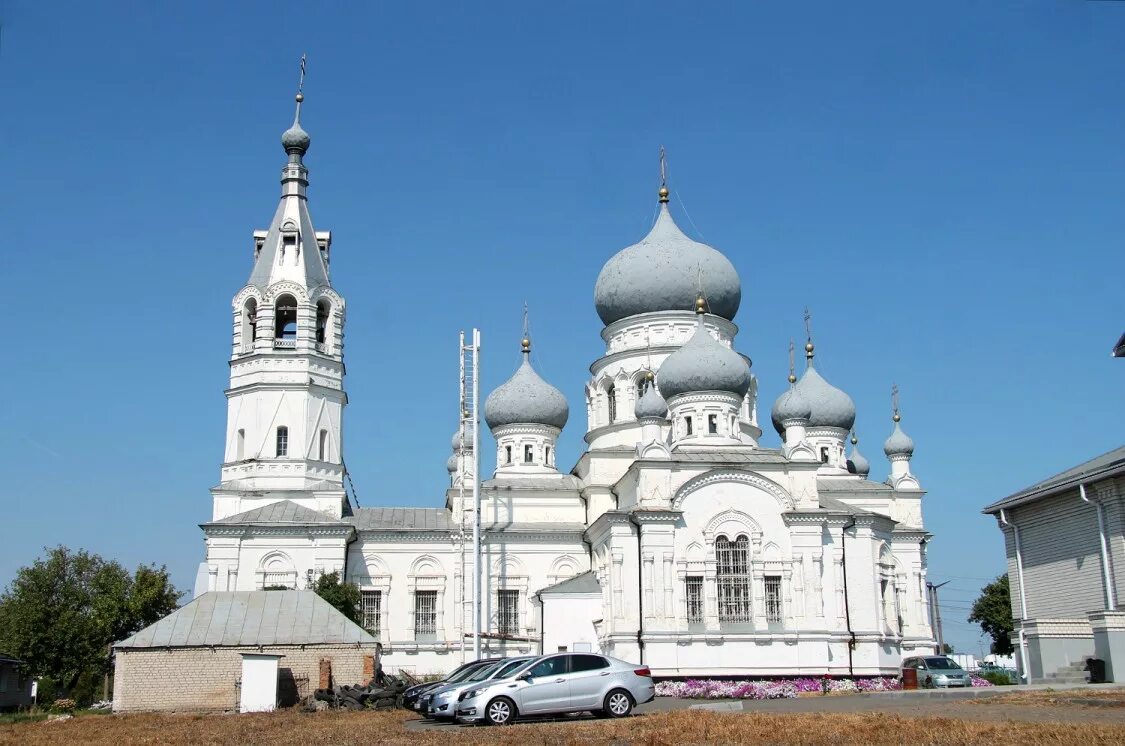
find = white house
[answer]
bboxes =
[198,85,937,677]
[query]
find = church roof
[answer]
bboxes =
[206,500,345,526]
[115,591,376,649]
[538,571,600,596]
[348,507,452,531]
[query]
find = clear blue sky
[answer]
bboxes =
[2,1,1122,657]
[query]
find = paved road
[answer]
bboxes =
[405,685,1125,730]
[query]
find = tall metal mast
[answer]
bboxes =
[459,329,482,660]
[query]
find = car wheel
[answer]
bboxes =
[485,696,517,726]
[604,689,633,718]
[923,676,934,689]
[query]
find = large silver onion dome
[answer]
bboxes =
[792,364,856,431]
[484,341,569,430]
[657,309,752,400]
[770,384,812,435]
[594,204,741,326]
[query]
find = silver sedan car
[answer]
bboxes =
[425,656,537,720]
[454,652,655,726]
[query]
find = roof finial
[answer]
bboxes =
[281,54,311,156]
[803,307,815,363]
[788,339,797,384]
[521,302,531,354]
[851,430,858,446]
[658,145,670,203]
[892,383,901,422]
[294,54,307,121]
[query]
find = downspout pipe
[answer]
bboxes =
[634,519,645,665]
[999,509,1029,681]
[1080,483,1116,610]
[535,590,545,656]
[841,517,856,677]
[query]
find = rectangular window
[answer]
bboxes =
[505,446,512,464]
[708,414,718,434]
[716,536,751,623]
[319,429,328,461]
[360,590,382,636]
[498,589,520,636]
[524,445,533,463]
[685,416,693,436]
[544,446,551,465]
[414,590,437,638]
[765,575,783,624]
[685,575,704,624]
[276,426,289,457]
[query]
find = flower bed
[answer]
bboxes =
[655,675,993,699]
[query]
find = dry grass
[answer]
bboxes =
[3,708,1125,745]
[972,688,1125,708]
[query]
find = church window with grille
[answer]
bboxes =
[764,575,783,624]
[276,426,288,457]
[414,590,437,638]
[716,535,751,623]
[498,589,520,636]
[360,590,382,636]
[685,575,704,625]
[607,384,617,423]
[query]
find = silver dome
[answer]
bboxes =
[770,384,812,435]
[450,429,475,451]
[847,443,871,476]
[793,365,855,431]
[884,421,915,458]
[282,122,311,155]
[657,318,752,400]
[446,453,458,473]
[484,352,569,430]
[635,381,669,420]
[594,205,741,326]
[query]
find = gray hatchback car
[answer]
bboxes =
[454,652,655,725]
[901,656,973,688]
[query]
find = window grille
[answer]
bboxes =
[764,575,783,624]
[414,590,438,637]
[262,571,295,588]
[607,385,617,423]
[685,576,704,624]
[498,589,520,636]
[716,535,751,623]
[360,590,381,636]
[276,426,289,457]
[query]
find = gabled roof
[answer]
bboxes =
[115,591,377,649]
[983,445,1125,514]
[205,500,346,526]
[538,571,600,596]
[1113,331,1125,358]
[347,507,452,531]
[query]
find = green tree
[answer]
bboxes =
[969,574,1015,655]
[313,571,362,624]
[0,546,181,698]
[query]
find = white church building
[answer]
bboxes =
[198,88,937,677]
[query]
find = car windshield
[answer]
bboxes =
[490,658,533,679]
[466,661,508,682]
[925,657,962,670]
[447,662,491,683]
[441,662,475,681]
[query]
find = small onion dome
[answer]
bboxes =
[657,316,752,400]
[847,436,871,476]
[770,385,812,435]
[282,122,311,154]
[635,381,669,420]
[792,366,856,431]
[446,453,458,473]
[884,420,915,458]
[594,204,741,326]
[484,346,569,430]
[450,429,474,451]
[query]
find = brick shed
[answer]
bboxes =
[113,591,379,713]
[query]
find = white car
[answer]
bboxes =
[454,652,655,725]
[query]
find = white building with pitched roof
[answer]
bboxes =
[199,86,936,677]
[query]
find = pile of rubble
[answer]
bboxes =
[312,675,406,711]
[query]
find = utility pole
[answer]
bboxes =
[460,329,481,661]
[928,580,950,654]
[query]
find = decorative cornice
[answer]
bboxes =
[672,469,795,511]
[201,524,353,538]
[1021,618,1094,638]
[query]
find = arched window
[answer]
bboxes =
[607,384,617,423]
[242,298,258,349]
[319,429,328,461]
[274,294,298,347]
[276,426,289,457]
[315,299,331,347]
[715,535,751,623]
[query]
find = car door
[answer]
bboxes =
[567,654,612,708]
[514,655,571,714]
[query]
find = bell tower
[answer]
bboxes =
[210,69,348,521]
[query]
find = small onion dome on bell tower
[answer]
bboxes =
[791,340,856,431]
[446,453,458,474]
[634,371,668,420]
[883,411,915,458]
[846,432,871,477]
[484,336,569,431]
[771,384,812,435]
[657,296,752,400]
[281,92,311,156]
[451,429,474,451]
